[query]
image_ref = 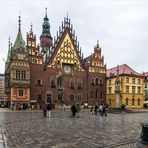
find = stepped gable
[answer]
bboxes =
[107,64,140,77]
[46,15,84,70]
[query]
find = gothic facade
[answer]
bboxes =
[5,10,106,108]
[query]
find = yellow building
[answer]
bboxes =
[106,64,144,109]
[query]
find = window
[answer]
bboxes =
[70,94,75,102]
[91,78,94,85]
[126,77,129,83]
[57,76,63,89]
[108,87,112,94]
[132,86,135,94]
[19,89,23,96]
[126,86,129,93]
[77,79,82,89]
[77,94,82,102]
[70,79,75,89]
[51,79,56,87]
[132,78,135,84]
[58,93,63,101]
[138,99,140,106]
[37,79,42,86]
[96,77,99,85]
[126,98,128,106]
[16,70,20,79]
[16,70,26,79]
[95,88,99,99]
[138,86,141,94]
[145,83,147,88]
[37,94,42,103]
[132,98,134,106]
[109,80,111,85]
[138,79,141,84]
[47,94,51,103]
[100,79,103,85]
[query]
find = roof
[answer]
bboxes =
[107,64,140,77]
[142,72,148,77]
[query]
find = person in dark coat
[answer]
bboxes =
[43,103,47,117]
[46,103,52,117]
[71,104,76,117]
[102,105,107,117]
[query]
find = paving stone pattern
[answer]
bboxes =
[0,109,148,148]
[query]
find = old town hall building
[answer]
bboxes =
[5,10,106,108]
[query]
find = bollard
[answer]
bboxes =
[141,123,148,144]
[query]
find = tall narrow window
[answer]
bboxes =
[138,86,141,94]
[126,86,129,93]
[96,77,99,85]
[138,99,140,106]
[19,89,23,96]
[126,98,128,106]
[91,78,94,85]
[132,86,135,94]
[132,98,134,106]
[70,79,75,89]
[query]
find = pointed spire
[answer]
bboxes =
[18,15,21,32]
[96,40,99,48]
[45,7,47,18]
[30,23,33,32]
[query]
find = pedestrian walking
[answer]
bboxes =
[63,104,66,112]
[102,105,107,117]
[99,104,103,115]
[70,104,77,117]
[46,103,52,117]
[94,104,98,114]
[76,104,81,117]
[90,106,94,114]
[43,103,47,117]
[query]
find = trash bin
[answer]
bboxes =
[141,123,148,144]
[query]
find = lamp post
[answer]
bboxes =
[115,65,121,108]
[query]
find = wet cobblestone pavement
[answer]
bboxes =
[0,109,148,148]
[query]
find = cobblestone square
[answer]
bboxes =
[0,109,148,148]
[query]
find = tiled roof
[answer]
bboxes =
[107,64,140,77]
[142,72,148,76]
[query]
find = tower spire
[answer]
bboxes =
[45,7,47,18]
[18,15,21,32]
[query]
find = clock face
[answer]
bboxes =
[64,65,71,74]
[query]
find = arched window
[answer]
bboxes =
[95,77,99,85]
[50,78,56,88]
[90,91,94,100]
[70,79,75,89]
[77,79,82,89]
[126,98,128,106]
[57,76,64,89]
[95,88,99,99]
[132,98,134,106]
[36,79,42,86]
[100,79,103,85]
[91,78,94,85]
[138,99,140,106]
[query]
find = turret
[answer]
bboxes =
[40,8,52,52]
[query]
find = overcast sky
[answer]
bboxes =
[0,0,148,74]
